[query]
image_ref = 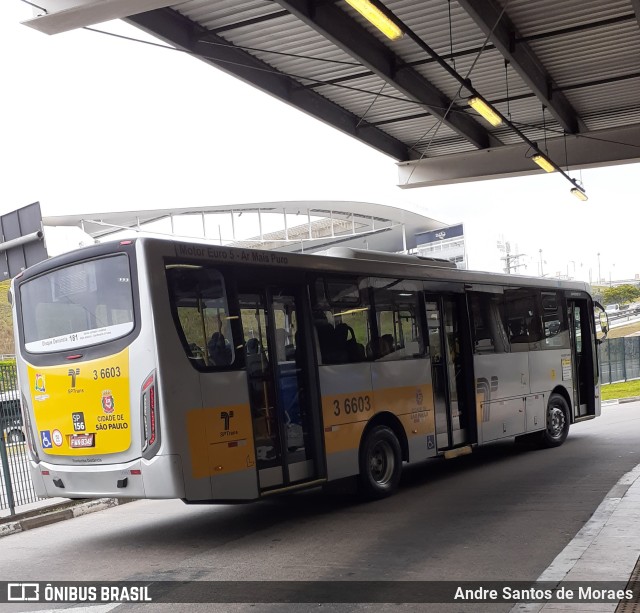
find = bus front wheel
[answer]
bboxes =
[358,425,402,499]
[541,394,570,448]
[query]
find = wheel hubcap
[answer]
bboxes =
[547,406,565,439]
[369,440,394,484]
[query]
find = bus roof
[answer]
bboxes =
[17,236,592,296]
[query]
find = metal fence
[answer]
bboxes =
[599,336,640,385]
[0,362,41,515]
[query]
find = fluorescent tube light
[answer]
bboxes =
[468,96,503,127]
[344,0,403,40]
[532,154,555,173]
[570,187,588,201]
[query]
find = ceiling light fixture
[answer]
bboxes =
[532,154,555,173]
[362,1,587,203]
[344,0,403,40]
[468,96,502,127]
[570,187,588,202]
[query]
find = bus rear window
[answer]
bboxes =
[20,254,135,353]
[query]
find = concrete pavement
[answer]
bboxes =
[2,430,640,611]
[510,462,640,613]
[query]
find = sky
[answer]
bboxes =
[2,1,639,284]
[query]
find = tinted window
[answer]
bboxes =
[166,265,235,369]
[541,291,570,349]
[469,292,509,354]
[370,277,424,361]
[505,289,542,347]
[312,277,369,364]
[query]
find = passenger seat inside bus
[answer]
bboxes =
[334,323,365,362]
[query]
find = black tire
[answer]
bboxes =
[541,393,570,448]
[358,425,402,499]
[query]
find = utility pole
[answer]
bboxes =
[539,249,544,276]
[497,238,527,274]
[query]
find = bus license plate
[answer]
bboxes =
[70,434,95,448]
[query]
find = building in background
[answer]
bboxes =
[42,201,454,258]
[412,223,466,269]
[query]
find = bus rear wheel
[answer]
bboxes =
[358,425,402,499]
[541,394,570,448]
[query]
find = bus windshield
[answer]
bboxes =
[20,254,135,354]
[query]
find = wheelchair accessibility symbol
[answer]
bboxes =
[40,430,52,449]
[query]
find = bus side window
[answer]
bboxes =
[541,292,570,349]
[505,289,543,350]
[311,277,369,364]
[166,265,236,369]
[469,292,509,354]
[370,277,423,361]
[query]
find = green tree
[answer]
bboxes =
[602,284,640,306]
[0,280,14,355]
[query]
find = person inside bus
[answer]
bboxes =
[208,315,232,366]
[245,337,268,376]
[379,334,395,358]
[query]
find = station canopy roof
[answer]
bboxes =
[24,1,640,190]
[43,200,447,254]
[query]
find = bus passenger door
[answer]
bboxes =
[568,298,597,419]
[239,287,320,492]
[424,295,470,449]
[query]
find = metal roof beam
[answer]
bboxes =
[398,124,640,188]
[457,0,586,135]
[126,9,413,161]
[273,0,501,151]
[633,0,640,28]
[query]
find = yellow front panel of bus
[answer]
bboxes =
[27,350,131,455]
[321,384,434,454]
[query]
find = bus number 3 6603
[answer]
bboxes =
[92,367,121,380]
[333,395,371,416]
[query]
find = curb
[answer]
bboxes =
[0,498,133,538]
[619,396,640,404]
[602,396,640,406]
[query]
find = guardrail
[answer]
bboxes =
[600,336,640,385]
[607,309,640,321]
[0,363,40,515]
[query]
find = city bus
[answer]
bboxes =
[10,237,606,502]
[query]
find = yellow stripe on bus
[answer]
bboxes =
[322,384,435,454]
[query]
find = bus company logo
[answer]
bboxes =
[476,376,499,402]
[220,411,239,437]
[34,373,46,393]
[101,390,115,414]
[68,368,80,388]
[416,388,424,405]
[220,410,234,431]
